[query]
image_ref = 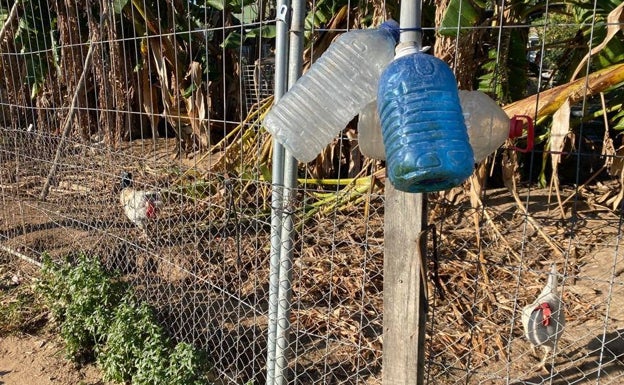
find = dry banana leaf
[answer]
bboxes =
[550,98,571,177]
[184,62,209,149]
[549,98,571,217]
[503,63,624,120]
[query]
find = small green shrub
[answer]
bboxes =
[133,333,171,385]
[37,254,126,360]
[98,295,170,384]
[37,254,73,322]
[37,253,211,384]
[100,295,210,385]
[167,342,210,385]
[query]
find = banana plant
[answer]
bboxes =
[10,0,58,99]
[112,0,226,153]
[569,0,624,130]
[509,1,624,187]
[211,0,276,50]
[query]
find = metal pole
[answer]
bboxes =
[273,0,305,382]
[267,3,291,385]
[399,0,422,46]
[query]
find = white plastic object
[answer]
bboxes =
[358,90,510,163]
[263,23,398,162]
[358,100,385,160]
[459,90,510,162]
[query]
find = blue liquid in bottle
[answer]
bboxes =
[377,49,474,193]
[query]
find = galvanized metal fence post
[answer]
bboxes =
[274,0,305,383]
[267,2,291,384]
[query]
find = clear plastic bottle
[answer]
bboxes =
[357,100,385,160]
[377,44,474,193]
[358,90,510,164]
[263,21,399,163]
[458,90,510,162]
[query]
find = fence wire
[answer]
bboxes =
[1,1,624,385]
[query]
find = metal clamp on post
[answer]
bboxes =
[276,5,288,23]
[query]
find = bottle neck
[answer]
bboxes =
[395,42,421,58]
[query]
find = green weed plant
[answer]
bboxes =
[36,253,209,385]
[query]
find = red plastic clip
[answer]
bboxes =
[508,115,534,153]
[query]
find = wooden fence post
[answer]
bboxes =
[383,182,428,384]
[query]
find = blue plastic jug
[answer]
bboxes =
[377,49,474,193]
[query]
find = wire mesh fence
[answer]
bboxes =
[1,0,624,384]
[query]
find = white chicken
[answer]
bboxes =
[521,264,566,371]
[119,171,161,238]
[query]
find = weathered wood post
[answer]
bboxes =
[383,183,428,384]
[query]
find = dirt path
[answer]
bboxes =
[0,333,107,385]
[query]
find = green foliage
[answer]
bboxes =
[206,0,255,13]
[0,7,8,28]
[605,91,624,131]
[457,0,532,101]
[98,296,169,384]
[37,254,126,360]
[220,25,276,49]
[37,253,210,384]
[38,254,73,322]
[221,30,244,49]
[204,0,275,50]
[439,0,483,37]
[246,25,276,39]
[167,343,210,385]
[113,0,130,14]
[99,296,210,385]
[565,0,624,76]
[610,84,624,125]
[571,0,621,26]
[12,0,58,99]
[531,13,579,70]
[303,0,339,41]
[477,49,504,99]
[506,28,528,100]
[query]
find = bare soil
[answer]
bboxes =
[0,333,107,385]
[0,257,111,385]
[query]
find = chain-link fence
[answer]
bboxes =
[2,0,624,384]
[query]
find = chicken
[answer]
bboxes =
[521,264,566,371]
[119,171,161,237]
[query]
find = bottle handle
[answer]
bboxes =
[508,115,534,153]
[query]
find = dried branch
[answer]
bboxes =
[0,0,20,43]
[40,41,95,201]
